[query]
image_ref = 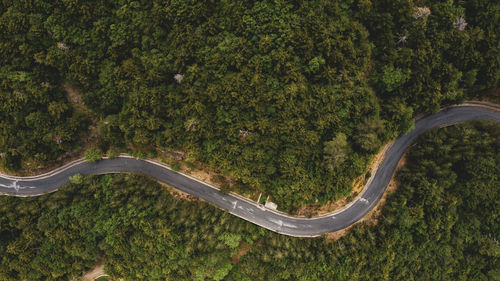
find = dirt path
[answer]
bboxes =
[62,82,87,113]
[80,258,107,281]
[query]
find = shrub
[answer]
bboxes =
[84,148,103,162]
[106,149,119,158]
[170,161,181,171]
[69,173,83,184]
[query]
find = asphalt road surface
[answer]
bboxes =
[0,102,499,237]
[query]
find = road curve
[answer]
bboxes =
[0,102,499,237]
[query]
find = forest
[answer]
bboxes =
[0,121,498,280]
[0,0,499,209]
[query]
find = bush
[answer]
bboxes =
[106,149,119,158]
[134,151,146,159]
[69,174,84,184]
[170,161,181,171]
[84,148,103,162]
[219,183,231,194]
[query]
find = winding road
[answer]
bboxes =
[1,102,499,237]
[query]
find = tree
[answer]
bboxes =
[217,232,242,249]
[0,151,21,171]
[1,0,498,211]
[377,65,408,92]
[323,133,349,170]
[354,117,386,152]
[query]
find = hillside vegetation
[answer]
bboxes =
[0,121,498,280]
[0,0,498,208]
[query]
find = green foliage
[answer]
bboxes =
[398,106,414,134]
[0,2,90,169]
[360,0,499,115]
[170,161,181,171]
[98,116,123,147]
[0,0,379,209]
[219,183,231,195]
[323,133,349,170]
[235,121,500,280]
[106,148,119,158]
[0,0,498,209]
[305,56,326,74]
[0,173,264,280]
[84,148,102,162]
[378,65,408,92]
[0,152,21,171]
[354,117,387,152]
[0,121,497,281]
[69,173,83,184]
[134,151,147,159]
[218,232,242,249]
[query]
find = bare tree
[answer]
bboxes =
[487,233,499,245]
[453,16,467,31]
[14,91,24,99]
[238,129,251,140]
[412,7,431,20]
[57,42,69,50]
[174,74,184,84]
[396,33,408,45]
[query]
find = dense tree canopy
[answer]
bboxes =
[0,0,498,208]
[0,121,497,280]
[0,0,89,170]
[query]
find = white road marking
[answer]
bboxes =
[359,198,369,204]
[283,222,298,229]
[268,218,298,229]
[269,217,283,227]
[232,201,237,209]
[0,181,37,192]
[0,103,497,238]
